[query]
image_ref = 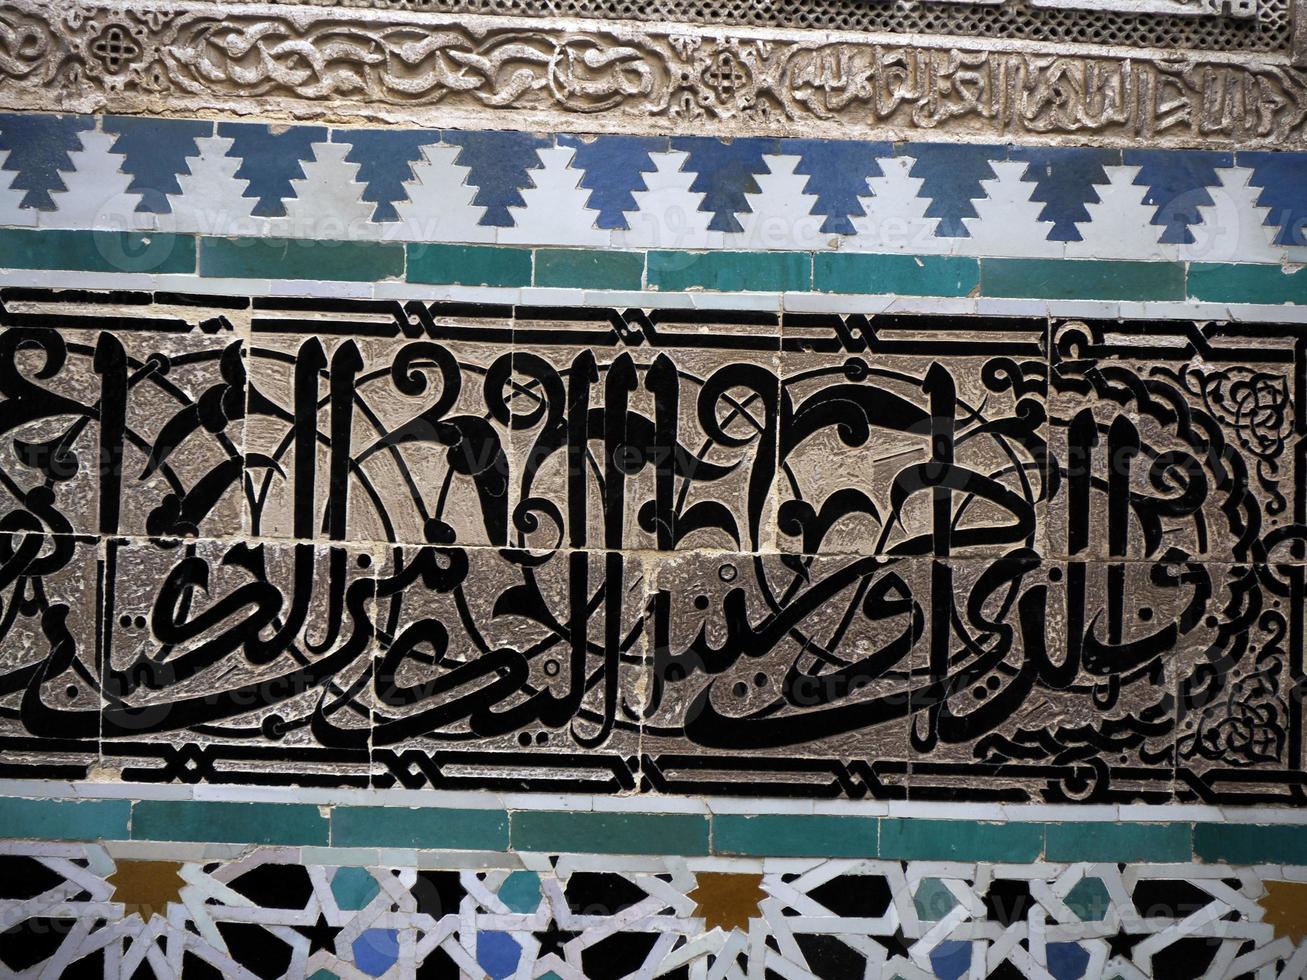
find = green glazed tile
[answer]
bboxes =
[981,258,1185,301]
[814,253,979,297]
[511,811,709,856]
[0,797,130,841]
[713,814,876,858]
[0,228,195,274]
[331,806,508,851]
[1065,878,1111,922]
[132,801,328,846]
[1188,263,1307,305]
[914,878,959,921]
[200,237,403,281]
[878,819,1044,862]
[647,250,809,292]
[535,248,644,289]
[1045,822,1191,863]
[331,866,380,910]
[407,243,531,287]
[1193,823,1307,865]
[497,871,542,913]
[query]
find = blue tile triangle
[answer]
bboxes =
[669,136,780,233]
[103,117,213,214]
[788,138,890,235]
[559,134,665,230]
[902,143,1006,238]
[1239,150,1307,247]
[0,113,94,210]
[216,121,328,218]
[1011,146,1121,242]
[1125,149,1234,245]
[334,129,440,222]
[444,131,552,227]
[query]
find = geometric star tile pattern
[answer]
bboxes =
[2,842,1305,979]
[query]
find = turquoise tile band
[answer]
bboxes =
[407,242,532,287]
[0,228,195,274]
[1,230,1305,308]
[647,250,811,292]
[200,236,404,282]
[714,814,878,857]
[2,794,1303,862]
[981,258,1187,301]
[536,248,644,289]
[815,253,979,296]
[1045,821,1192,863]
[1188,262,1307,304]
[879,818,1045,862]
[0,797,131,842]
[1193,823,1307,864]
[132,801,329,846]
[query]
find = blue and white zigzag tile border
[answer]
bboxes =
[3,112,1307,265]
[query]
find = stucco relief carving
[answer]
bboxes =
[1029,0,1256,18]
[0,1,1306,149]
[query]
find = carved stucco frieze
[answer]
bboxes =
[0,1,1306,148]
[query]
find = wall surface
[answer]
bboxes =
[1,0,1307,976]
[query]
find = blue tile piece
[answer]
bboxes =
[353,929,399,977]
[477,932,521,979]
[1048,943,1091,980]
[1011,146,1120,242]
[1125,149,1234,245]
[0,113,94,210]
[1240,150,1307,246]
[102,117,212,213]
[929,940,971,980]
[444,131,552,227]
[789,138,891,234]
[670,136,780,233]
[902,143,1006,237]
[334,129,440,222]
[216,122,328,217]
[558,134,665,230]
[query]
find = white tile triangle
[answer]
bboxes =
[1177,165,1284,265]
[847,156,954,255]
[272,141,380,241]
[500,145,610,248]
[390,144,494,244]
[40,129,150,231]
[162,135,258,237]
[612,150,717,251]
[958,160,1063,258]
[1065,165,1166,261]
[722,154,826,252]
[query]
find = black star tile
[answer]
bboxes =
[294,913,340,955]
[535,918,581,959]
